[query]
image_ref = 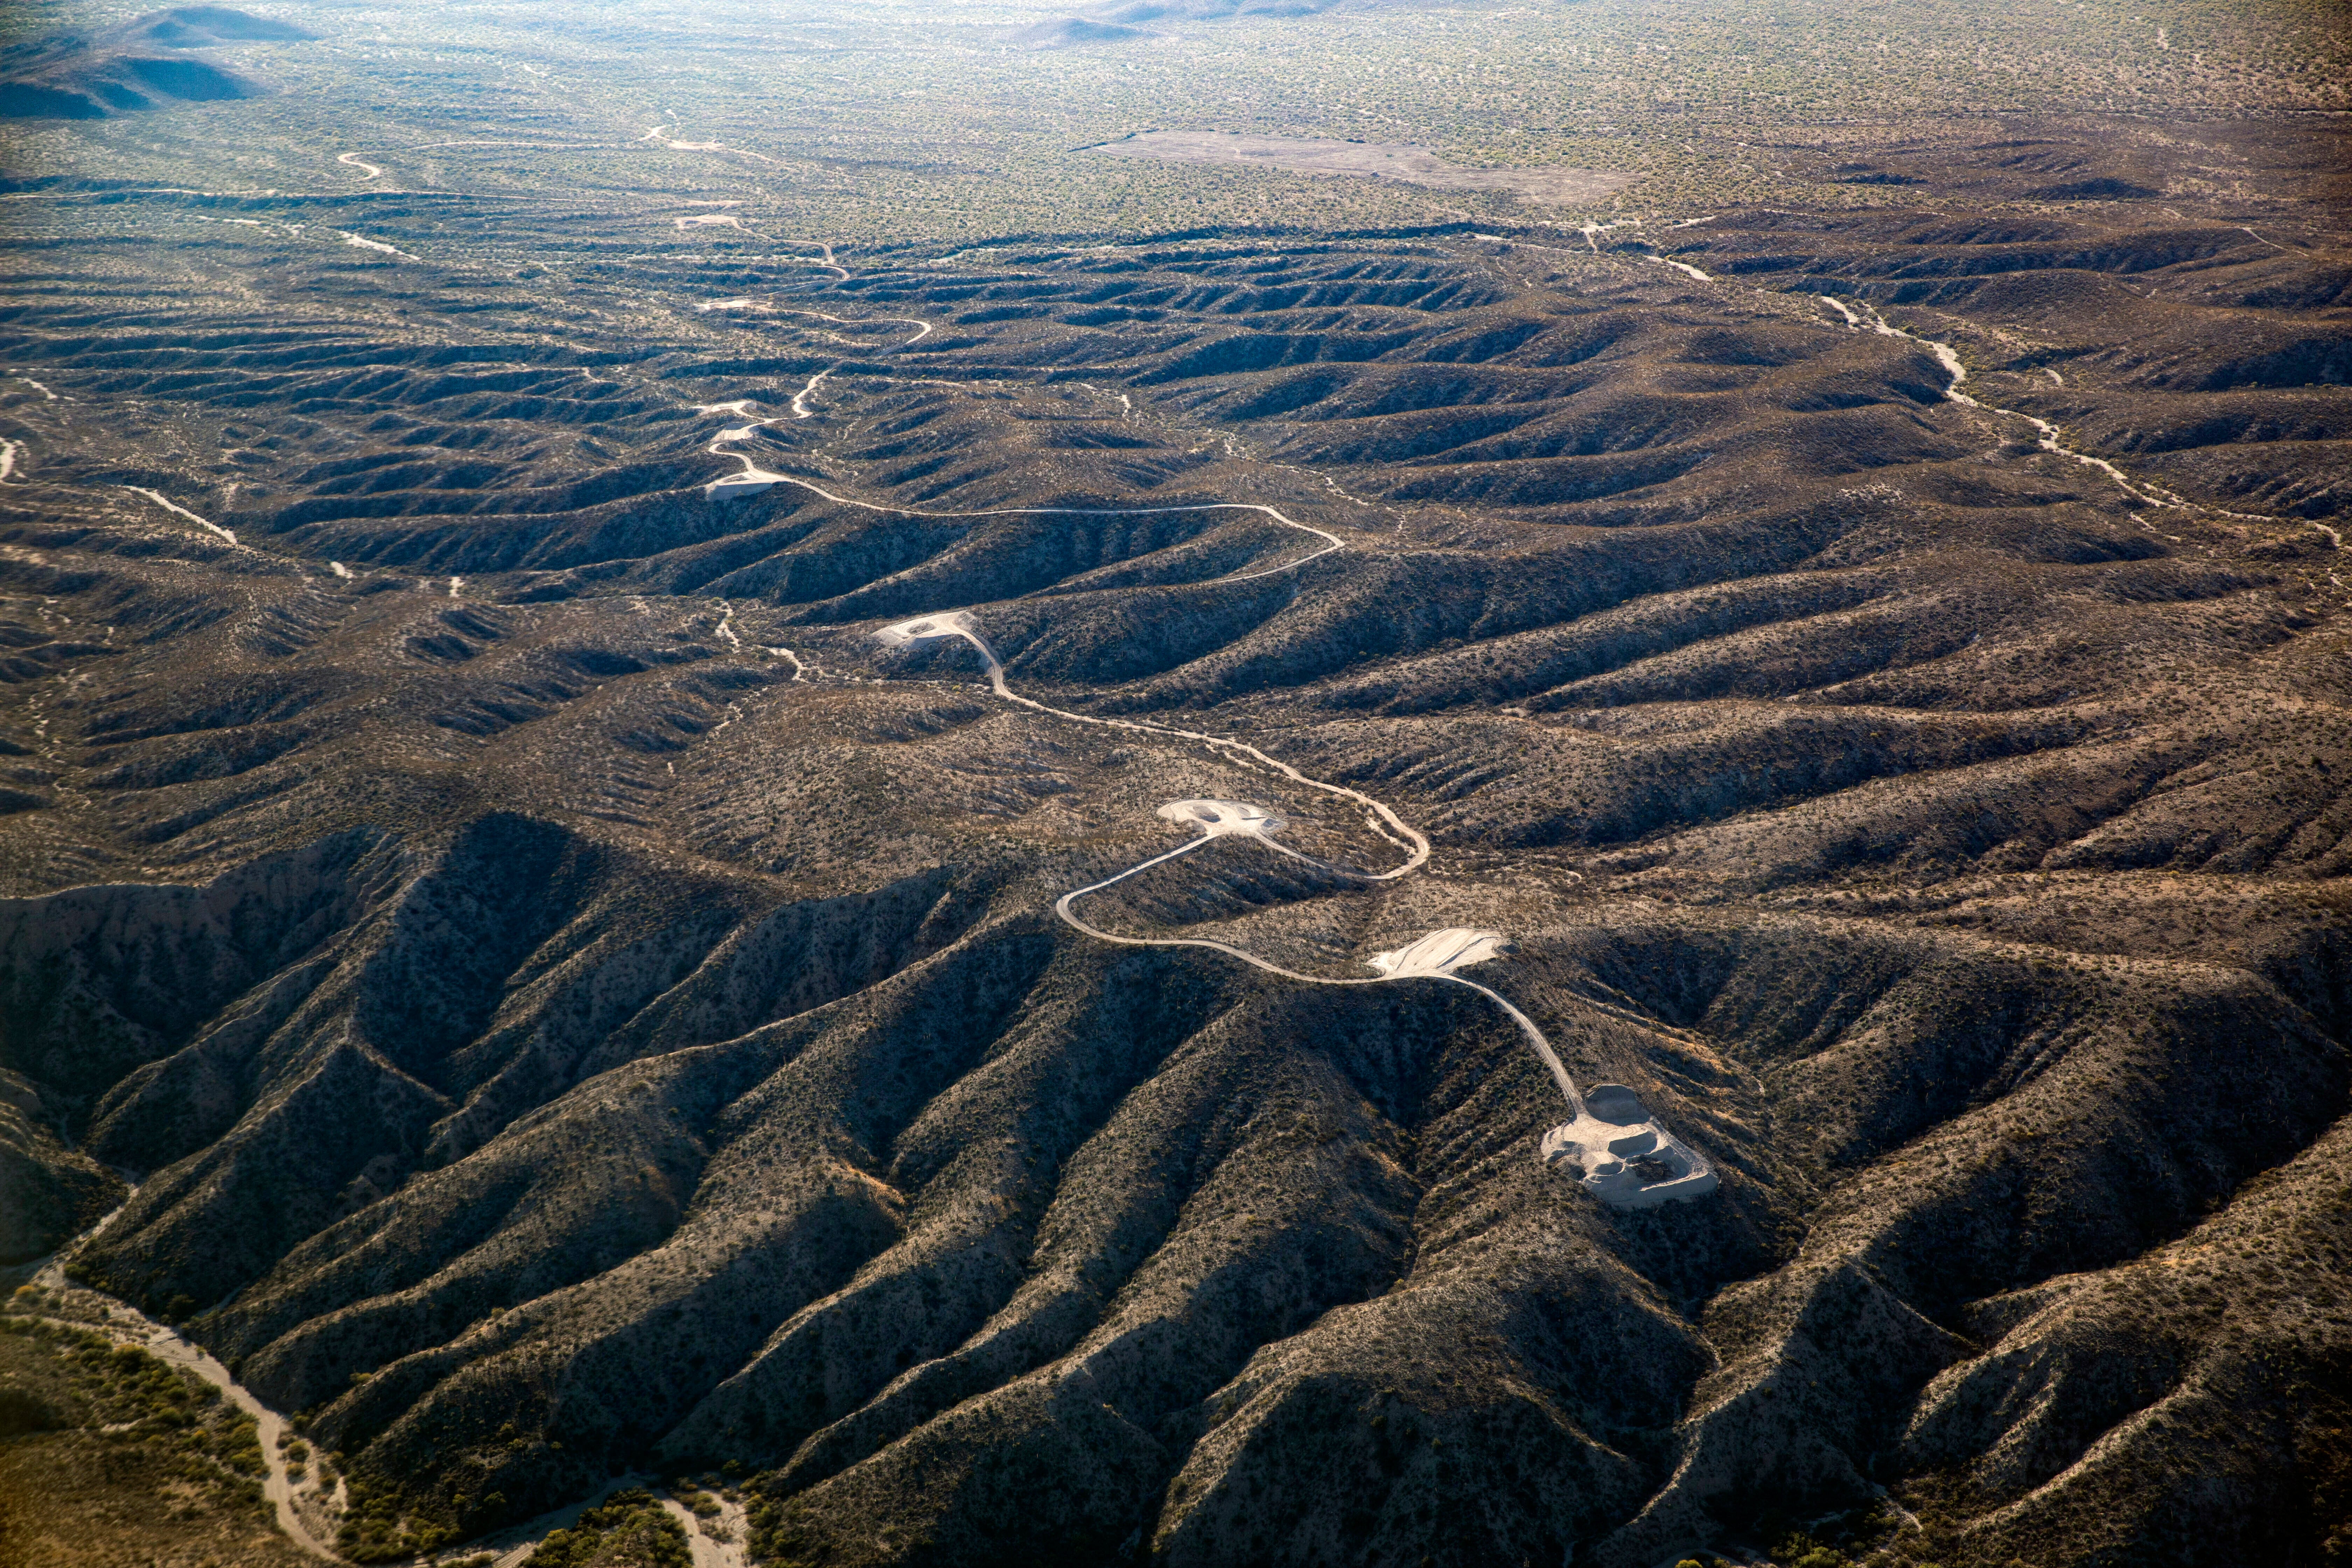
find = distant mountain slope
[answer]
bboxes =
[1007,0,1458,47]
[1013,15,1156,48]
[0,6,312,120]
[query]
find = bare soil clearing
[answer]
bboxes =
[1083,130,1639,203]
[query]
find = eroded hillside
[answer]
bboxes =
[3,104,2349,1568]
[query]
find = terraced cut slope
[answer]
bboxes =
[2,96,2349,1568]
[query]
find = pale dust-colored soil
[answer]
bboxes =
[1082,130,1639,202]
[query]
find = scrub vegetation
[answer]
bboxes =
[0,1313,302,1568]
[1,0,2346,1564]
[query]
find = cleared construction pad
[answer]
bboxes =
[1156,798,1286,839]
[1367,927,1512,978]
[1080,131,1638,204]
[1540,1084,1718,1209]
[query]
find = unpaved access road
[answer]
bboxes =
[871,591,1717,1208]
[24,1206,338,1559]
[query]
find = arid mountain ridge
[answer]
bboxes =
[2,107,2350,1568]
[0,6,313,121]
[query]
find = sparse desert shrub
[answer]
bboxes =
[531,1490,690,1568]
[1774,1533,1854,1568]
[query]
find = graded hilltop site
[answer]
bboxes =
[0,0,2348,1564]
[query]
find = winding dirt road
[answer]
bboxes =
[1054,819,1575,1104]
[122,484,239,546]
[26,1208,338,1559]
[1821,291,2217,516]
[859,610,1709,1204]
[694,400,1348,583]
[874,612,1422,867]
[701,290,1709,1203]
[640,125,778,166]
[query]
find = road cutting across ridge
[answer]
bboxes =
[1044,791,1717,1207]
[697,401,797,500]
[873,614,1717,1208]
[876,613,1424,869]
[700,273,1716,1203]
[1049,809,1554,1073]
[692,402,1346,581]
[1478,229,2254,527]
[640,124,779,165]
[122,485,238,546]
[696,299,928,343]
